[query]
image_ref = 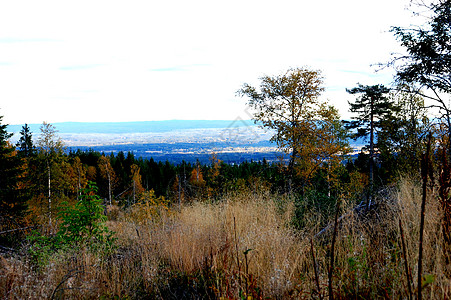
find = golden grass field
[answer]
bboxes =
[1,177,450,299]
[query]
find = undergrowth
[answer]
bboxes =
[1,177,450,299]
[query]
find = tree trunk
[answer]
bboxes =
[133,179,136,204]
[288,145,298,193]
[47,159,52,230]
[107,170,112,206]
[196,163,200,182]
[77,166,81,200]
[369,96,374,209]
[177,174,182,209]
[446,112,451,156]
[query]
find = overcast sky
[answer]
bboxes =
[0,0,419,125]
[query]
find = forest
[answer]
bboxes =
[2,1,451,299]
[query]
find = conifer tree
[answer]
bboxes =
[16,123,35,157]
[346,84,393,206]
[0,115,27,222]
[391,0,451,138]
[377,87,430,178]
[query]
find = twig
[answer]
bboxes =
[51,269,83,300]
[311,238,323,300]
[0,226,38,235]
[328,200,340,300]
[243,249,253,299]
[399,218,413,300]
[0,245,16,253]
[233,216,242,296]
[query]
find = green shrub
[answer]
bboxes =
[57,182,115,251]
[27,182,116,266]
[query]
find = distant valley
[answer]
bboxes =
[8,120,280,163]
[7,120,365,164]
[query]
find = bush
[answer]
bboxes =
[57,182,115,251]
[27,182,115,266]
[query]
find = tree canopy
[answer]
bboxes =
[238,67,349,188]
[391,0,451,131]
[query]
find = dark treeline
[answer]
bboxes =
[0,73,434,251]
[0,115,428,241]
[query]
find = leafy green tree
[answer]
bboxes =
[391,0,451,137]
[345,84,394,204]
[57,182,115,249]
[238,67,349,191]
[28,182,115,266]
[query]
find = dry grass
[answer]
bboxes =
[1,177,450,299]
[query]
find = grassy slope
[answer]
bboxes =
[1,177,450,299]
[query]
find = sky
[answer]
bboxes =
[0,0,420,125]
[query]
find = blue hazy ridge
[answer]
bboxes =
[7,120,256,134]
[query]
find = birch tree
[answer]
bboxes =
[98,155,117,205]
[238,67,349,190]
[36,122,64,229]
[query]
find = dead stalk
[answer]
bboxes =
[399,218,413,300]
[328,200,340,300]
[418,133,432,300]
[311,238,322,300]
[233,216,242,295]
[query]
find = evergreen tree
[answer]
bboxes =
[0,115,27,223]
[377,87,430,179]
[391,0,451,138]
[16,123,35,157]
[345,84,394,206]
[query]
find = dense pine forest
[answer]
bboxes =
[2,1,451,299]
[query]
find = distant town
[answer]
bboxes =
[7,120,364,164]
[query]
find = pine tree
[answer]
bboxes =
[345,84,394,207]
[0,116,27,223]
[391,0,451,138]
[16,123,35,157]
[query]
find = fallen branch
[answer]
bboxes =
[0,226,38,235]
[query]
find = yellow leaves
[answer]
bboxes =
[97,155,118,190]
[128,190,169,225]
[130,164,144,194]
[209,152,221,179]
[189,166,206,187]
[98,156,116,182]
[239,67,350,187]
[340,171,368,201]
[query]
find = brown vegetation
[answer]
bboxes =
[1,176,450,299]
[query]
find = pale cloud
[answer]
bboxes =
[0,0,418,124]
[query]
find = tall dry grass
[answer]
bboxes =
[1,177,450,299]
